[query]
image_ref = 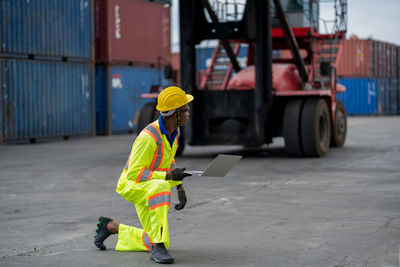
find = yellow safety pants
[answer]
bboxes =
[115,179,178,251]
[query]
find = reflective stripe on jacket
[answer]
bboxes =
[116,120,181,198]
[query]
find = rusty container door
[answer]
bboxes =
[95,0,170,65]
[397,47,400,79]
[377,41,383,78]
[389,44,398,78]
[337,39,374,77]
[384,43,391,78]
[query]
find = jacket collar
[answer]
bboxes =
[158,115,178,150]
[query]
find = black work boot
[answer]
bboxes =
[94,216,113,250]
[150,243,174,264]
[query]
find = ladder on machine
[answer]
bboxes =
[200,41,242,90]
[311,0,347,81]
[199,0,244,90]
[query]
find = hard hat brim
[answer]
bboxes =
[156,94,194,112]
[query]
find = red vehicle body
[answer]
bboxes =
[139,0,348,157]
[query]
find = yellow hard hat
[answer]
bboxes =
[156,86,194,112]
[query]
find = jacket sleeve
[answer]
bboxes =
[126,134,167,182]
[169,159,177,171]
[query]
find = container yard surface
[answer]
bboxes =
[0,117,399,267]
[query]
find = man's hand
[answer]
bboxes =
[175,185,187,210]
[169,168,191,181]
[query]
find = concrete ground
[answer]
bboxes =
[0,117,399,267]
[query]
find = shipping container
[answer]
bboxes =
[0,0,93,61]
[378,78,390,115]
[389,79,398,115]
[337,39,376,77]
[0,59,94,143]
[95,0,171,65]
[95,65,170,134]
[377,41,386,78]
[390,44,398,78]
[397,47,400,79]
[385,43,391,78]
[398,79,400,115]
[95,65,108,134]
[371,41,379,78]
[337,78,378,115]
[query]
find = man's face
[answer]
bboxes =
[178,104,190,127]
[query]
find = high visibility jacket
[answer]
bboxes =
[116,120,181,202]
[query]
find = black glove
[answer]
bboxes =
[170,168,191,181]
[175,188,187,210]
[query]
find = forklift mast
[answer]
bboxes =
[180,0,275,146]
[178,0,348,156]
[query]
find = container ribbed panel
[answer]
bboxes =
[0,0,93,61]
[1,59,94,142]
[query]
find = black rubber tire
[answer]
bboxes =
[283,99,304,157]
[331,100,347,147]
[300,98,331,157]
[137,102,157,135]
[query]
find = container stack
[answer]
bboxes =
[337,38,400,115]
[0,0,95,144]
[94,0,171,135]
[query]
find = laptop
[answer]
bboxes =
[184,154,242,177]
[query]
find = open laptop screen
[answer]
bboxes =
[185,154,242,177]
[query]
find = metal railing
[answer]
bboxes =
[206,0,347,36]
[318,0,347,35]
[207,0,246,22]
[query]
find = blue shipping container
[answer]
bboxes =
[0,59,94,142]
[337,78,378,115]
[95,65,107,134]
[380,78,398,115]
[378,78,391,115]
[95,65,170,134]
[389,79,398,115]
[0,0,93,61]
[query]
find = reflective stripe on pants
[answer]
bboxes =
[115,224,153,251]
[115,179,171,251]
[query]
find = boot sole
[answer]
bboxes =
[150,255,174,264]
[94,241,106,250]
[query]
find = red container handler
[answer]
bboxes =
[95,0,171,65]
